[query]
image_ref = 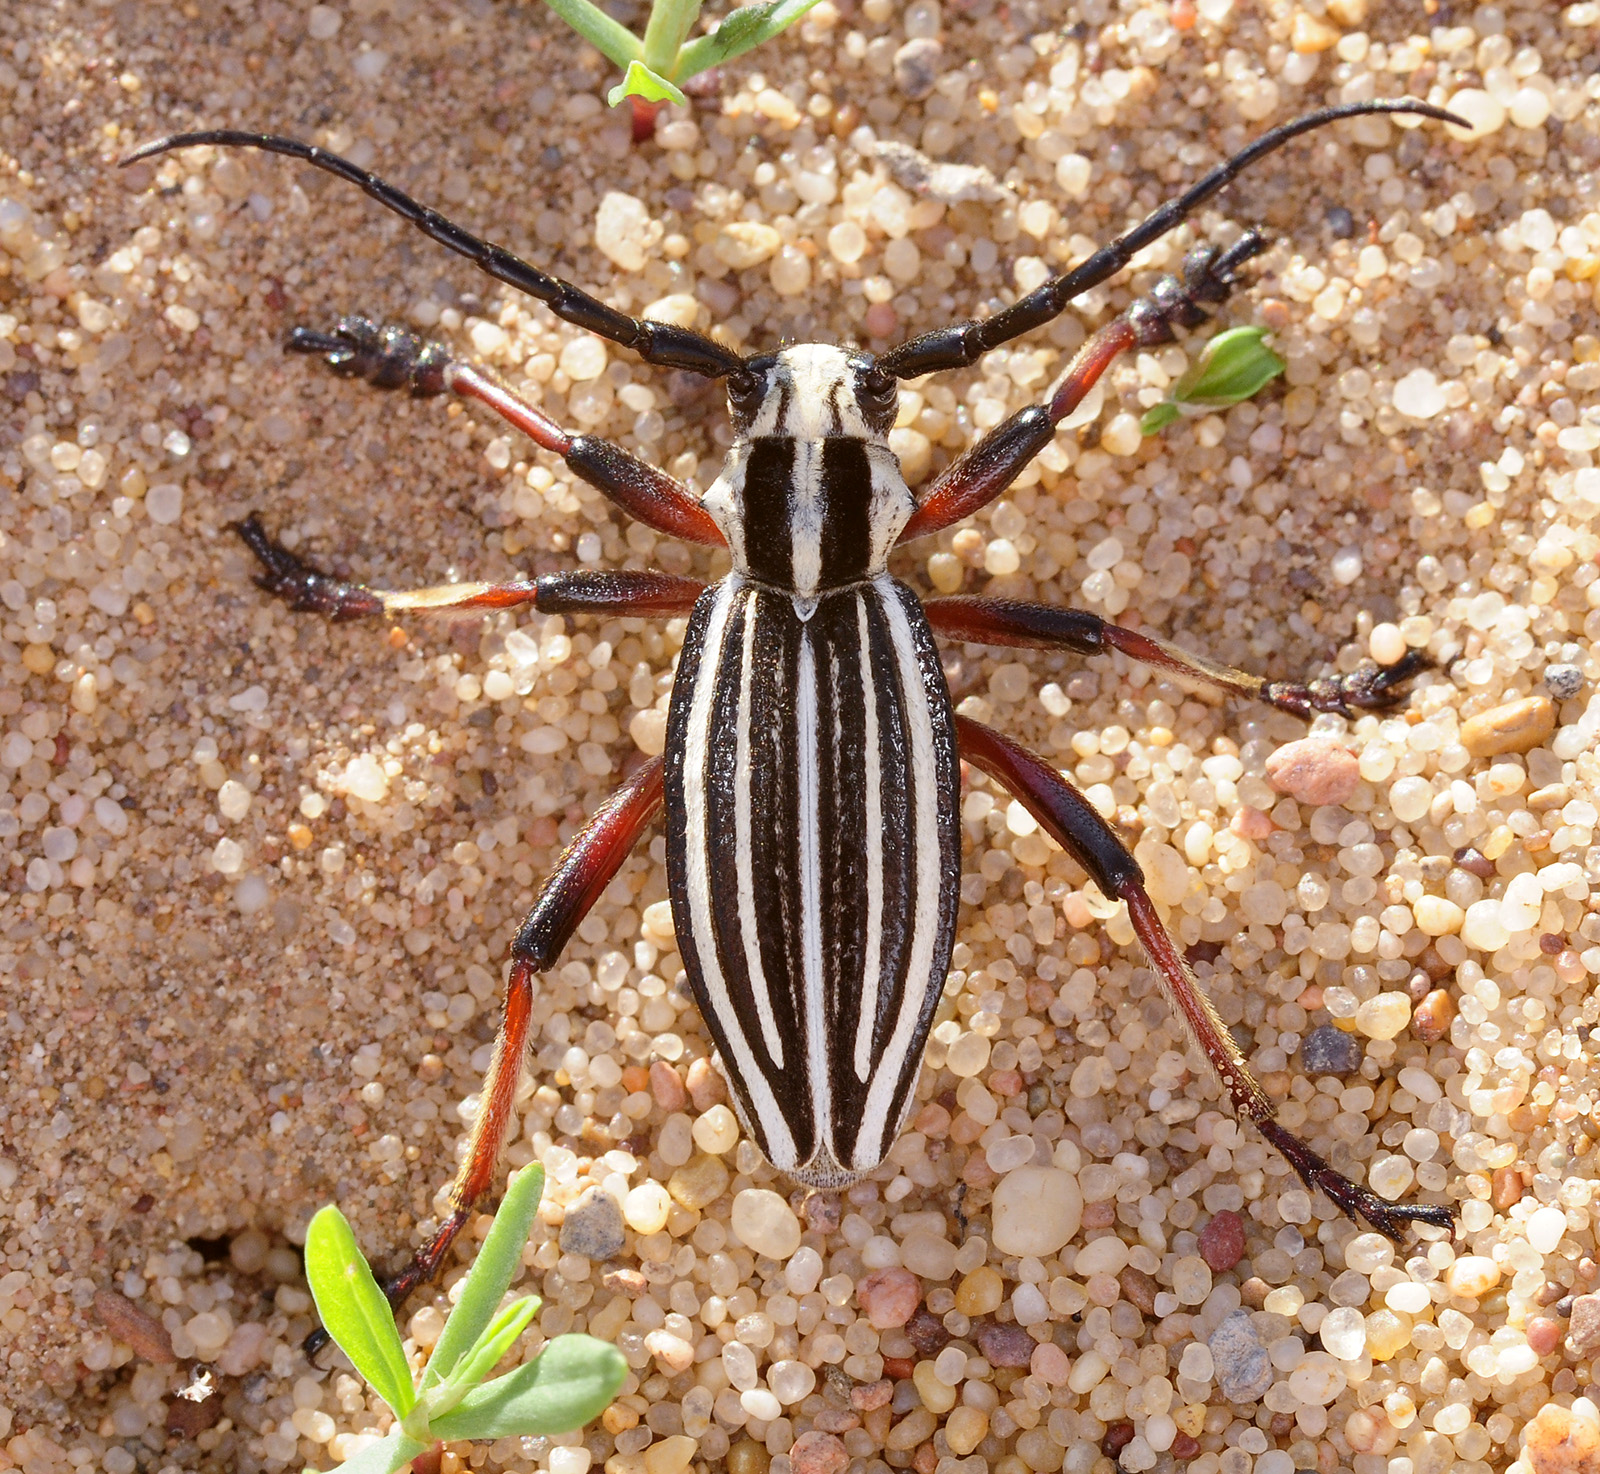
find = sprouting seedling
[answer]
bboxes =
[1140,325,1287,435]
[542,0,823,115]
[302,1165,626,1474]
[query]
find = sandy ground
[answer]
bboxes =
[3,2,1600,1473]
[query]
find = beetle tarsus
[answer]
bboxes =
[1257,1120,1456,1243]
[287,315,452,395]
[1263,649,1434,718]
[231,512,386,621]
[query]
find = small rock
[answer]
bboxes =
[789,1431,849,1474]
[904,1306,952,1357]
[603,1266,649,1296]
[875,140,1014,207]
[1264,737,1359,807]
[856,1267,920,1328]
[644,1329,695,1374]
[1325,0,1368,24]
[1353,992,1412,1041]
[594,192,660,273]
[1230,805,1274,841]
[1461,695,1556,758]
[1198,1210,1246,1272]
[668,1154,730,1210]
[1527,1317,1562,1357]
[1209,1309,1274,1403]
[802,1189,842,1234]
[166,1395,220,1439]
[1444,1254,1501,1299]
[1524,1403,1600,1474]
[1171,1433,1201,1462]
[649,1061,687,1111]
[731,1188,802,1260]
[1290,10,1339,50]
[714,221,782,270]
[976,1321,1036,1368]
[559,1186,626,1260]
[686,1056,727,1111]
[644,1435,698,1474]
[1568,1294,1600,1356]
[1412,989,1455,1043]
[1492,1166,1525,1212]
[991,1165,1082,1256]
[850,1379,893,1412]
[893,38,943,99]
[93,1289,176,1363]
[1118,1266,1159,1314]
[1299,1025,1363,1076]
[1546,664,1584,700]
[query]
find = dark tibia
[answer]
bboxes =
[926,598,1432,717]
[954,715,1455,1243]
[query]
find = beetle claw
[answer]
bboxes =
[230,511,386,621]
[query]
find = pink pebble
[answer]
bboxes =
[649,1061,687,1111]
[850,1379,894,1412]
[856,1267,921,1328]
[1031,1342,1071,1385]
[790,1431,849,1474]
[1526,1316,1561,1357]
[1198,1209,1246,1272]
[1264,737,1359,807]
[1230,805,1274,840]
[865,302,898,339]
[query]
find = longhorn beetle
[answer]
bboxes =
[128,99,1460,1324]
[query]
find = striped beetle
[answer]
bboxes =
[130,99,1459,1321]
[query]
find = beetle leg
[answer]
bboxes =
[899,235,1267,544]
[926,597,1431,716]
[233,512,705,622]
[954,715,1456,1242]
[287,316,725,546]
[879,100,1463,379]
[124,131,745,381]
[307,755,668,1352]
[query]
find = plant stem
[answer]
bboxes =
[540,0,642,69]
[640,0,703,77]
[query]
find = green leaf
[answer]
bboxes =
[1139,402,1181,436]
[420,1166,547,1394]
[449,1296,544,1392]
[539,0,643,69]
[640,0,704,76]
[306,1431,431,1474]
[304,1207,415,1417]
[607,60,689,107]
[430,1335,628,1442]
[1170,325,1285,408]
[676,0,824,73]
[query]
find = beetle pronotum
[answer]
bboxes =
[129,98,1460,1322]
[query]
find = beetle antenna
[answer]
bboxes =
[120,130,748,381]
[878,99,1468,380]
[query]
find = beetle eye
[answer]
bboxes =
[856,366,898,424]
[727,368,763,416]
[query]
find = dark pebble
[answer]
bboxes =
[559,1185,626,1260]
[1545,664,1584,700]
[975,1320,1036,1368]
[1299,1024,1362,1076]
[905,1306,952,1357]
[1198,1210,1246,1272]
[892,38,943,100]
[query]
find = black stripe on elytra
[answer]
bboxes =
[739,439,797,588]
[818,438,875,589]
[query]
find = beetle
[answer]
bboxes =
[128,98,1459,1321]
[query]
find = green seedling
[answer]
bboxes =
[541,0,824,114]
[301,1166,626,1474]
[1140,325,1287,435]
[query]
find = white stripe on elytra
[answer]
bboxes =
[853,593,885,1084]
[796,628,831,1150]
[733,588,784,1068]
[853,579,943,1170]
[682,578,796,1167]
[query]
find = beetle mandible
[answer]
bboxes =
[128,98,1461,1324]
